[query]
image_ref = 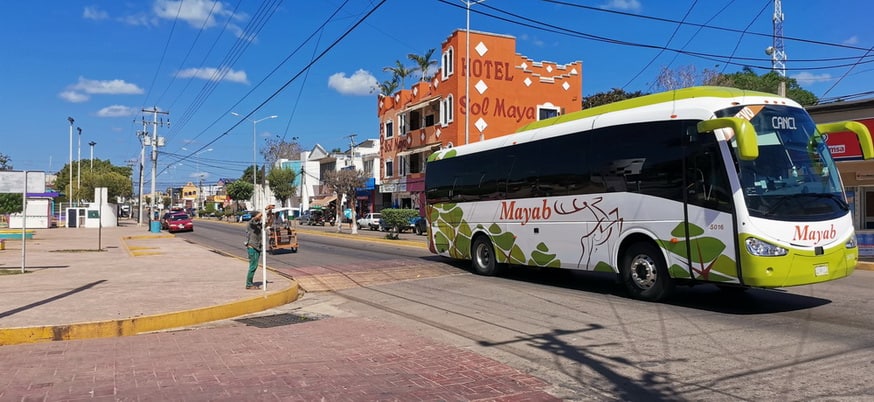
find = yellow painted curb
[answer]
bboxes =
[0,281,300,346]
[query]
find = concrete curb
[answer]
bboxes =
[0,282,300,346]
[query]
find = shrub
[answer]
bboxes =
[380,208,419,239]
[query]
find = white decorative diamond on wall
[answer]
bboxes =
[433,77,439,87]
[521,62,528,70]
[524,77,532,87]
[436,128,441,138]
[420,133,425,141]
[379,100,384,108]
[475,118,488,132]
[475,80,488,94]
[570,68,578,75]
[475,42,488,56]
[546,65,553,73]
[562,82,570,91]
[395,94,400,103]
[413,87,418,96]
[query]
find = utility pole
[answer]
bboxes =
[137,123,148,226]
[347,133,358,234]
[143,107,169,225]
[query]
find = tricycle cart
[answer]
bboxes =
[266,208,299,254]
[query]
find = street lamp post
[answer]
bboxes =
[89,141,96,171]
[76,127,82,206]
[67,117,74,213]
[231,113,278,210]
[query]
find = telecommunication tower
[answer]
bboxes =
[765,0,787,95]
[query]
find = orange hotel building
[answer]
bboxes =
[376,29,582,212]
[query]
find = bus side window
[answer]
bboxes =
[687,135,733,212]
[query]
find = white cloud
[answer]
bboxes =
[97,105,136,117]
[72,77,144,94]
[792,72,832,85]
[844,36,860,45]
[59,77,144,103]
[83,6,109,21]
[153,0,234,28]
[600,0,642,12]
[175,67,249,84]
[59,91,89,103]
[328,70,378,96]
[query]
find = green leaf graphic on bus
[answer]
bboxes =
[530,242,560,267]
[431,203,562,268]
[660,222,737,282]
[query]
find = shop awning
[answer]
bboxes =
[310,195,336,207]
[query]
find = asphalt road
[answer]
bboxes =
[184,220,874,400]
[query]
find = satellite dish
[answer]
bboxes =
[765,46,775,55]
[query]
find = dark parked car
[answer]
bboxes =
[167,213,194,233]
[410,216,427,235]
[304,209,326,226]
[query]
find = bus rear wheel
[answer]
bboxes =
[471,236,499,276]
[621,242,673,302]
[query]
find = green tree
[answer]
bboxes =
[240,165,266,186]
[55,159,132,204]
[408,48,437,82]
[0,152,11,170]
[582,88,648,109]
[713,68,818,106]
[655,65,818,106]
[226,180,253,212]
[322,169,367,233]
[383,60,415,90]
[0,193,22,214]
[377,77,399,96]
[267,167,297,206]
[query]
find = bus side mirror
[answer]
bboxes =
[698,117,758,161]
[816,121,874,160]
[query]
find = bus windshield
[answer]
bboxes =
[718,105,847,221]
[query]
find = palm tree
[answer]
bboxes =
[377,78,399,97]
[408,48,437,82]
[383,60,414,90]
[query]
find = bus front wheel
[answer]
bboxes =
[621,242,673,302]
[471,236,499,276]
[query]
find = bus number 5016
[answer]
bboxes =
[709,224,725,231]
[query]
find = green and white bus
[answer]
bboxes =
[424,86,874,301]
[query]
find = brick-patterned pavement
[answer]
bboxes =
[0,317,559,401]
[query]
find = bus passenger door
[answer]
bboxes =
[684,135,740,284]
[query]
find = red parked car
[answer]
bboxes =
[167,213,194,233]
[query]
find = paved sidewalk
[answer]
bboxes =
[0,220,298,345]
[0,220,561,401]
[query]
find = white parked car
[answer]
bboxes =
[356,213,381,231]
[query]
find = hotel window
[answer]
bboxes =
[385,120,394,139]
[398,155,408,176]
[399,114,406,136]
[440,95,454,126]
[441,47,454,79]
[538,106,560,120]
[385,160,394,177]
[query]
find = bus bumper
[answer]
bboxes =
[739,238,857,288]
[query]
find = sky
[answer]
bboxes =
[2,0,873,191]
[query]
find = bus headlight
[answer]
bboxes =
[745,237,788,256]
[846,236,858,249]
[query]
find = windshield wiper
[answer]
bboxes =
[809,193,849,211]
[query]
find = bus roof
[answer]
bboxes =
[429,86,799,162]
[516,86,792,133]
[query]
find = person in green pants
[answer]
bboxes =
[245,205,273,289]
